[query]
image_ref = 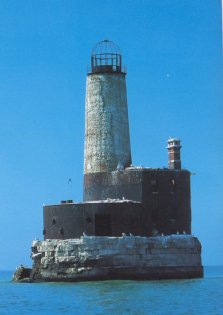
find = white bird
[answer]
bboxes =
[117,162,124,171]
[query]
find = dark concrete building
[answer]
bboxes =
[43,41,192,241]
[44,166,191,239]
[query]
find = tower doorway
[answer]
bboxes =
[95,214,111,236]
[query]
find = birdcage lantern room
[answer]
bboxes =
[90,40,123,74]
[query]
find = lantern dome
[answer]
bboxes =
[90,40,124,74]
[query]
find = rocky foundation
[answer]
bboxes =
[13,265,32,283]
[16,235,203,282]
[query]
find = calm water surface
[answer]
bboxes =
[0,267,222,315]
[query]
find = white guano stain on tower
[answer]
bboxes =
[84,40,131,174]
[84,73,131,173]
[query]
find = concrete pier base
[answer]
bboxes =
[28,235,203,282]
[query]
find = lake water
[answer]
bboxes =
[0,266,222,315]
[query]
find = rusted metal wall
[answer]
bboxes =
[84,73,131,174]
[141,169,191,235]
[83,168,191,235]
[43,201,149,239]
[43,169,191,239]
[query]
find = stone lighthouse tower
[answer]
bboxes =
[84,40,132,174]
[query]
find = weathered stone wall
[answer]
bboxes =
[30,235,203,282]
[84,73,131,174]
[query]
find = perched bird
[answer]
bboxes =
[117,162,124,171]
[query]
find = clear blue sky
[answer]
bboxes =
[0,0,222,270]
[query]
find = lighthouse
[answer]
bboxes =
[84,40,132,174]
[21,40,203,283]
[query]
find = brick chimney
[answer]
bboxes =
[167,138,182,170]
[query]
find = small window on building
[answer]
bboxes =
[58,227,64,235]
[151,179,158,193]
[171,179,176,192]
[86,218,92,224]
[52,218,56,225]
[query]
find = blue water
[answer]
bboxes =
[0,267,222,315]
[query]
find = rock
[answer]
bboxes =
[13,265,32,283]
